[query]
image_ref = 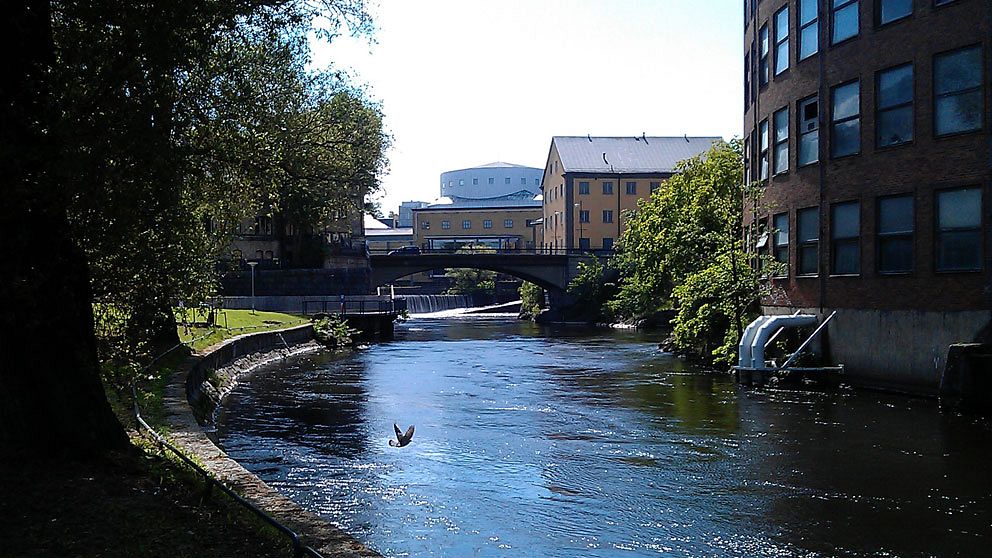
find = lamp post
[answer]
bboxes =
[247,261,258,315]
[574,202,584,250]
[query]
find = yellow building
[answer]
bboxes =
[541,136,720,251]
[412,205,542,251]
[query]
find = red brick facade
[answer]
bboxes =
[744,0,991,313]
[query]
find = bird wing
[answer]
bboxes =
[403,425,415,442]
[393,423,403,440]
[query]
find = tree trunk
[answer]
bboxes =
[0,0,128,456]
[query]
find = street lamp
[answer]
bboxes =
[247,261,258,315]
[574,202,584,250]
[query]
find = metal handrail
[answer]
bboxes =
[131,334,324,558]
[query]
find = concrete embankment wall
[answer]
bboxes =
[163,325,381,557]
[764,306,990,395]
[186,323,317,424]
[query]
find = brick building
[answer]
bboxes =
[743,0,991,392]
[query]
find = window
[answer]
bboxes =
[441,220,451,229]
[420,221,430,230]
[876,64,914,147]
[934,45,983,136]
[626,182,637,195]
[773,107,789,174]
[744,138,751,183]
[603,210,614,223]
[774,6,789,75]
[831,81,860,157]
[799,0,818,60]
[798,95,819,165]
[483,219,493,229]
[878,0,912,25]
[473,178,479,185]
[832,0,859,44]
[504,177,511,184]
[603,237,614,250]
[504,219,513,228]
[745,53,751,108]
[579,181,590,194]
[759,119,769,179]
[602,181,614,195]
[797,207,819,275]
[831,201,860,275]
[488,177,494,184]
[877,195,913,273]
[773,212,789,270]
[650,181,661,193]
[520,177,527,185]
[579,238,591,250]
[936,187,982,271]
[535,178,540,185]
[579,210,590,223]
[462,220,471,229]
[459,179,464,186]
[758,24,769,85]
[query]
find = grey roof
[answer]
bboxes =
[553,136,722,174]
[471,161,536,169]
[426,196,541,209]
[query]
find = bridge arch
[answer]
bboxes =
[368,253,582,294]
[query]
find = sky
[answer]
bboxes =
[311,0,743,214]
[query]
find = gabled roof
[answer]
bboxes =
[475,161,535,168]
[553,136,722,174]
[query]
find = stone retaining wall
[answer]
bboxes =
[162,325,381,557]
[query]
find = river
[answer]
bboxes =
[214,315,992,557]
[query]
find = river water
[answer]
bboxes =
[214,316,992,557]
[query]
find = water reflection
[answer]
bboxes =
[215,316,992,557]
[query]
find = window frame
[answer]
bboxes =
[504,219,513,228]
[441,220,451,229]
[876,194,915,274]
[830,80,861,159]
[625,181,637,195]
[935,186,984,272]
[759,118,770,179]
[875,62,915,149]
[831,0,860,46]
[758,24,770,86]
[578,181,590,195]
[774,6,790,76]
[797,207,820,276]
[773,106,790,175]
[773,212,790,276]
[461,219,471,230]
[876,0,913,27]
[602,210,614,224]
[798,0,818,60]
[797,94,819,166]
[830,201,861,276]
[483,219,493,229]
[932,44,984,138]
[579,210,590,223]
[602,181,614,195]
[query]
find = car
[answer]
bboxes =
[387,245,421,256]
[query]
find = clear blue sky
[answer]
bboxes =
[311,0,743,214]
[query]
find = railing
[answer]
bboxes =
[368,247,614,256]
[131,338,324,558]
[301,297,407,316]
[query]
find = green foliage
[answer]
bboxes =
[670,248,773,364]
[446,245,497,297]
[606,139,773,363]
[566,259,616,323]
[44,0,385,384]
[312,315,359,347]
[518,281,545,319]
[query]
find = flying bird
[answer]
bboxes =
[389,423,415,447]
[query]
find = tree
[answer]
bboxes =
[566,259,617,323]
[608,140,774,362]
[1,0,379,455]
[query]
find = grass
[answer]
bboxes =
[177,309,309,352]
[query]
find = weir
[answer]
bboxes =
[398,294,474,314]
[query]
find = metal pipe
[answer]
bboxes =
[777,310,837,371]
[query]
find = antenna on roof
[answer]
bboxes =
[642,132,648,145]
[684,134,690,143]
[587,134,592,142]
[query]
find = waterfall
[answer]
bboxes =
[399,294,474,314]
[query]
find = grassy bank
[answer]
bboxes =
[178,309,309,352]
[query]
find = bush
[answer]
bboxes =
[312,315,358,347]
